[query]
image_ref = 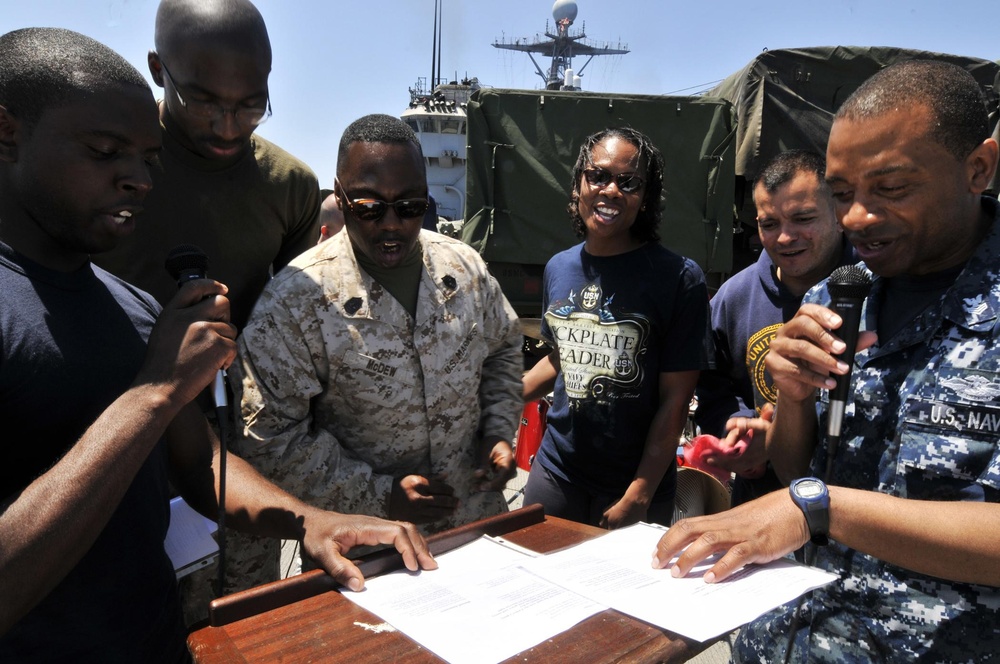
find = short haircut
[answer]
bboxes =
[337,114,423,177]
[836,60,989,161]
[568,126,664,243]
[155,0,272,63]
[753,150,827,203]
[0,28,149,130]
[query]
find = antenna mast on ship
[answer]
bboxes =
[430,0,442,89]
[493,0,629,91]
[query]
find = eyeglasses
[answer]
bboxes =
[336,182,429,222]
[582,167,645,194]
[160,62,272,127]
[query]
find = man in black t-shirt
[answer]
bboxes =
[0,27,434,662]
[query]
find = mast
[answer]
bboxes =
[436,0,442,86]
[431,0,438,89]
[493,0,629,90]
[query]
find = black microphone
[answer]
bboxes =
[824,264,873,480]
[164,245,228,409]
[164,244,230,597]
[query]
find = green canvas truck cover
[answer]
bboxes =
[463,88,736,316]
[709,46,1000,230]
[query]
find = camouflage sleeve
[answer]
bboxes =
[231,290,395,518]
[476,269,523,442]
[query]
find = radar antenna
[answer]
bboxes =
[493,0,629,90]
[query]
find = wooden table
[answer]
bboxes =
[188,506,707,663]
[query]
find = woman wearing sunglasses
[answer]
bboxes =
[522,127,710,529]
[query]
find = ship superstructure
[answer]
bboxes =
[401,76,477,223]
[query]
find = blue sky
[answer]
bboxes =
[3,0,996,187]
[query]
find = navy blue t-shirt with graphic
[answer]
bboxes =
[535,241,709,500]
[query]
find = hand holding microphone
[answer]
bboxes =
[164,245,235,597]
[768,269,876,401]
[767,265,874,484]
[133,248,234,408]
[164,245,233,409]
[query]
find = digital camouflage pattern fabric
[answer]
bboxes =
[735,198,1000,662]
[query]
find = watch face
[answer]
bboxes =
[796,480,824,498]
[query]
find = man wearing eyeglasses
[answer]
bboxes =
[228,114,523,582]
[93,0,321,332]
[91,0,321,622]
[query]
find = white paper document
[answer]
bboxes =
[164,497,218,579]
[521,522,839,642]
[343,536,606,664]
[343,523,837,663]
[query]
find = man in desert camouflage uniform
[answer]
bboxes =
[652,60,1000,661]
[228,114,521,585]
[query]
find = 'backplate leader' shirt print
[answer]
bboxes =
[545,283,650,404]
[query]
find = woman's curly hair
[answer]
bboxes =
[567,126,664,243]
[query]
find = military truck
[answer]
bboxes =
[461,47,1000,316]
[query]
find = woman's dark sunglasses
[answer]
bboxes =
[340,194,430,222]
[582,167,645,194]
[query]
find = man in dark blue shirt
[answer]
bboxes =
[696,150,852,504]
[0,27,434,662]
[655,60,1000,663]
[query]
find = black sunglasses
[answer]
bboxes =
[337,187,430,222]
[582,167,645,194]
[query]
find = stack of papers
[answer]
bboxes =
[343,522,837,664]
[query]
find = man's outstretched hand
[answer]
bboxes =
[300,508,437,591]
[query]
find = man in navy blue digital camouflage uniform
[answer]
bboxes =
[653,60,1000,662]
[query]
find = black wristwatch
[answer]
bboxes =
[789,477,830,546]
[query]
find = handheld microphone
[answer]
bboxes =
[164,244,230,596]
[779,265,873,663]
[824,264,872,479]
[164,245,228,409]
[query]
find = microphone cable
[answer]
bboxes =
[164,244,230,598]
[781,265,872,663]
[824,266,873,481]
[213,380,229,599]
